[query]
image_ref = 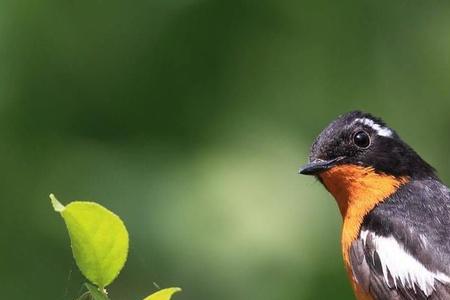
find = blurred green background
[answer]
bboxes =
[1,0,449,299]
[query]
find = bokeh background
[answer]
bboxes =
[1,0,450,299]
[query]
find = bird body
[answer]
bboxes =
[300,111,450,299]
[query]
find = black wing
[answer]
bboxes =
[349,179,450,300]
[350,235,450,300]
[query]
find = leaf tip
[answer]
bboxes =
[50,193,65,212]
[143,287,182,300]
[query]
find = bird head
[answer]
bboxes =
[299,111,435,180]
[299,111,437,216]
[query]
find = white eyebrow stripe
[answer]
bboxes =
[354,118,393,137]
[360,230,450,296]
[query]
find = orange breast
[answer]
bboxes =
[319,164,409,299]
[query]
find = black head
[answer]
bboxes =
[299,111,437,179]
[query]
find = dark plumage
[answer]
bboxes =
[352,179,450,299]
[307,111,437,179]
[300,111,450,300]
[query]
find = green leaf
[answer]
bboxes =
[50,194,129,288]
[143,288,182,300]
[50,194,65,212]
[84,282,110,300]
[75,292,92,300]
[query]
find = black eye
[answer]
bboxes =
[353,131,370,148]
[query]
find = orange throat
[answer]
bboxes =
[319,164,409,267]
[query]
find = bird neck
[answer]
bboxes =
[319,164,408,216]
[318,164,409,265]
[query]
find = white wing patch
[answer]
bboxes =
[354,118,393,137]
[360,230,450,296]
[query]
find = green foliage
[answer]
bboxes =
[78,283,109,300]
[143,288,182,300]
[50,194,181,300]
[51,194,128,288]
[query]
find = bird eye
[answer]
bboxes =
[353,131,370,148]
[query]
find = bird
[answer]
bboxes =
[299,111,450,300]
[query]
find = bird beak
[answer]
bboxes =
[298,157,343,175]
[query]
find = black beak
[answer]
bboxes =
[298,157,343,175]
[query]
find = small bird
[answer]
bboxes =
[299,111,450,300]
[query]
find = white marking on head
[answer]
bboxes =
[360,230,450,296]
[354,118,393,137]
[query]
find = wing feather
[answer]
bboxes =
[350,232,450,300]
